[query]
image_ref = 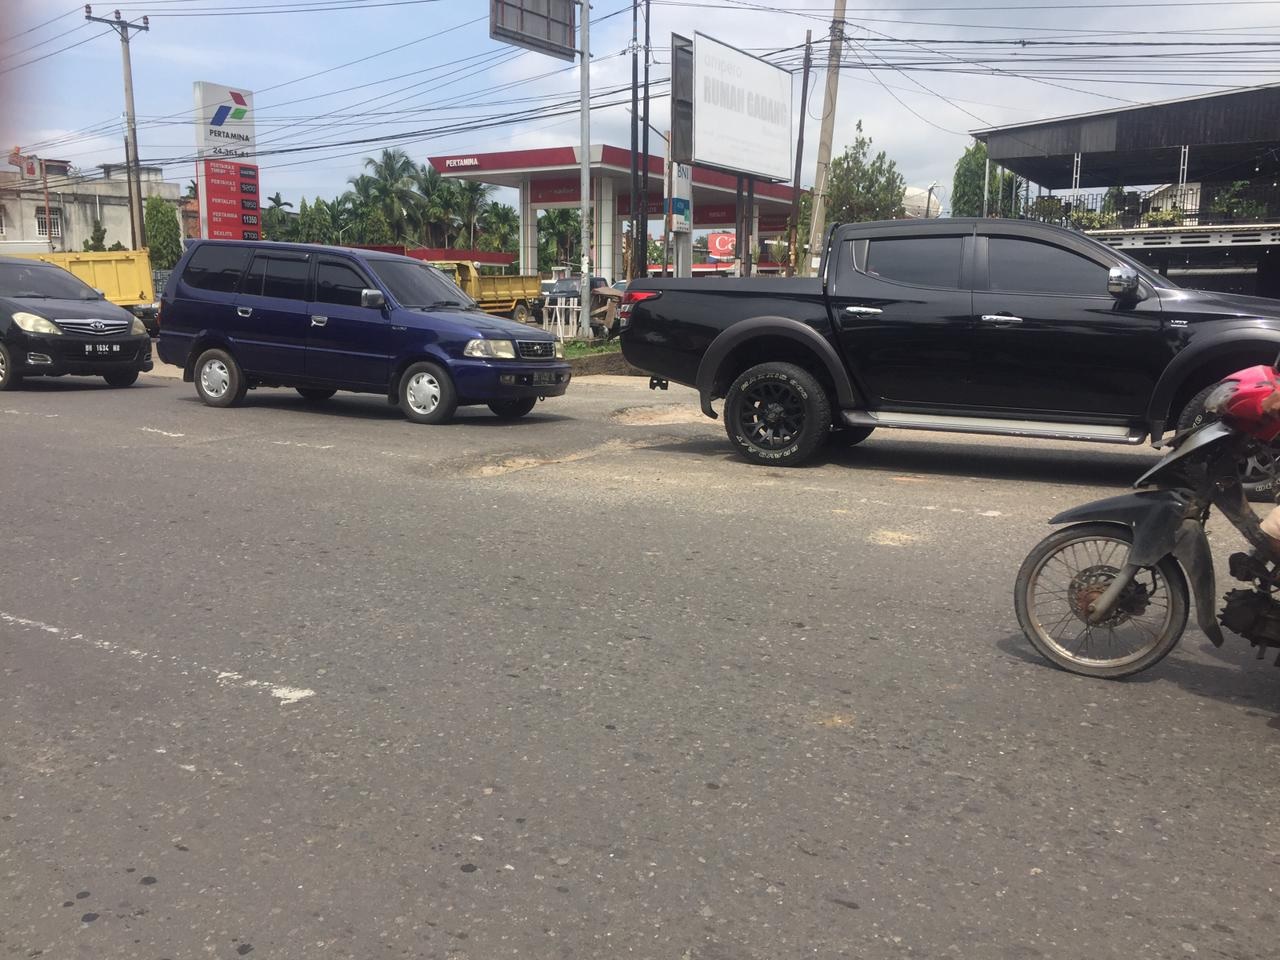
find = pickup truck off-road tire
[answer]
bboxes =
[724,362,832,467]
[399,361,458,425]
[1179,382,1279,501]
[488,397,537,419]
[193,348,248,408]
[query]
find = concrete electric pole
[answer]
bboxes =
[804,0,846,277]
[85,5,149,250]
[578,0,593,338]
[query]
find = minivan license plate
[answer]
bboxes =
[85,344,121,353]
[531,371,556,385]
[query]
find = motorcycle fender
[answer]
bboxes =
[1170,519,1225,648]
[1049,490,1189,566]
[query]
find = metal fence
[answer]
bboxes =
[1013,181,1277,231]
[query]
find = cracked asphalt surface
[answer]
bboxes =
[3,371,1279,959]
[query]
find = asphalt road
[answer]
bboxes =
[2,371,1279,960]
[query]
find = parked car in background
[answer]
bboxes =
[621,217,1280,495]
[0,255,153,390]
[157,241,571,423]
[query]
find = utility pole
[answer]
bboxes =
[638,0,651,278]
[629,0,640,280]
[86,6,149,250]
[578,0,592,338]
[804,0,846,277]
[787,30,813,277]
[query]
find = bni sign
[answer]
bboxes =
[692,33,793,182]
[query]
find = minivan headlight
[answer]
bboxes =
[554,341,565,358]
[463,339,517,359]
[12,311,61,335]
[130,317,147,336]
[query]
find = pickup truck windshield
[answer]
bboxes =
[368,260,475,309]
[0,262,101,300]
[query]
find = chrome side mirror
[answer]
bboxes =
[1108,265,1141,302]
[360,288,386,309]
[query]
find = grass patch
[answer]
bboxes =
[563,340,622,359]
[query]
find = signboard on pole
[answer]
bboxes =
[667,162,692,233]
[692,33,793,182]
[490,0,576,63]
[193,81,260,240]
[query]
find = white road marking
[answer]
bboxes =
[139,427,185,438]
[271,440,334,450]
[3,409,58,418]
[0,610,315,706]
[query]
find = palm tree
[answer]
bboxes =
[538,209,580,267]
[458,180,494,249]
[409,163,463,248]
[360,148,421,241]
[185,179,198,199]
[479,201,519,253]
[266,191,293,210]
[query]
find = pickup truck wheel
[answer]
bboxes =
[828,425,875,447]
[488,397,537,419]
[724,362,831,467]
[1179,382,1278,501]
[510,302,531,323]
[399,361,457,424]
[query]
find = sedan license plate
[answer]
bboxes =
[531,371,557,385]
[84,344,121,354]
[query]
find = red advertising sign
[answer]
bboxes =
[530,177,581,205]
[708,232,735,258]
[199,158,261,240]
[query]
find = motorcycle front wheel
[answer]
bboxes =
[1014,523,1189,679]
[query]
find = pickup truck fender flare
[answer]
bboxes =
[1147,325,1280,432]
[695,316,858,419]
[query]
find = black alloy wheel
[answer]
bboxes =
[724,362,831,466]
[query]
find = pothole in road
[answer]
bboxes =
[610,404,707,426]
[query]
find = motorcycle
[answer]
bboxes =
[1014,362,1280,679]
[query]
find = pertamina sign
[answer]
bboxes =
[193,81,261,241]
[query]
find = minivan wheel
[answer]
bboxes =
[724,362,832,467]
[488,397,537,420]
[399,362,457,424]
[194,348,247,408]
[104,370,139,388]
[0,344,20,391]
[297,387,337,403]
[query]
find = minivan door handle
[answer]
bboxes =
[310,315,328,327]
[236,307,253,318]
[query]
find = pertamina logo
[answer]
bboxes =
[211,91,249,127]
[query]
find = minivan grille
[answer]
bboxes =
[516,340,555,360]
[55,318,131,337]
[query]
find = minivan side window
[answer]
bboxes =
[863,236,964,289]
[182,244,252,293]
[988,237,1109,297]
[241,253,310,300]
[315,259,370,308]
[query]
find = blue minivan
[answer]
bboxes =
[157,241,571,423]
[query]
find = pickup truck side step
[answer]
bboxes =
[840,410,1146,445]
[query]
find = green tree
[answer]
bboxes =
[359,148,421,240]
[825,121,906,223]
[537,208,580,273]
[296,196,335,244]
[458,180,494,249]
[358,206,393,245]
[143,196,183,269]
[82,220,107,252]
[477,201,519,254]
[107,240,126,252]
[952,140,1021,217]
[185,180,198,199]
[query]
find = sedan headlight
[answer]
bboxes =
[463,338,517,359]
[12,311,61,335]
[130,317,147,336]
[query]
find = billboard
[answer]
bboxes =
[490,0,576,62]
[692,33,793,182]
[193,82,260,240]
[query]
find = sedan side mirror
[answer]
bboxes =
[1108,266,1141,302]
[361,288,386,309]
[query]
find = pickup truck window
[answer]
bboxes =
[863,236,964,289]
[315,259,370,307]
[988,237,1108,297]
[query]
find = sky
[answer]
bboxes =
[4,0,1280,215]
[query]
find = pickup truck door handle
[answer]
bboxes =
[310,315,328,327]
[236,307,253,318]
[844,305,883,316]
[980,314,1023,326]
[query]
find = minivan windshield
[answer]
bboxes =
[367,259,475,309]
[0,261,101,300]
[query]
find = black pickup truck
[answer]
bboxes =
[619,218,1280,492]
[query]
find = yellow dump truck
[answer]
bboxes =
[8,249,155,310]
[430,260,541,322]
